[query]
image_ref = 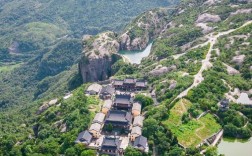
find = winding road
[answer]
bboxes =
[173,21,252,101]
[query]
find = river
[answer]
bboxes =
[118,43,153,64]
[218,138,252,156]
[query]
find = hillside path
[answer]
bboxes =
[172,20,252,102]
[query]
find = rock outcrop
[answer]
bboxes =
[119,9,169,51]
[79,32,121,83]
[196,13,221,23]
[149,65,177,76]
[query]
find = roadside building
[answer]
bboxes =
[100,137,122,156]
[130,126,142,141]
[86,83,102,95]
[92,113,106,124]
[100,85,115,99]
[104,110,132,132]
[89,123,102,138]
[102,100,113,115]
[133,116,144,128]
[75,130,92,145]
[114,94,133,110]
[132,102,141,117]
[133,136,148,152]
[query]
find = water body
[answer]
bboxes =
[218,138,252,156]
[119,43,153,64]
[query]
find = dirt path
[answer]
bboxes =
[172,20,252,102]
[195,120,206,140]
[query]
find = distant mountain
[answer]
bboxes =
[0,0,178,108]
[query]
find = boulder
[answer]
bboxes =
[196,13,221,23]
[149,65,176,76]
[232,55,245,65]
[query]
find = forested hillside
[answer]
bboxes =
[0,0,252,155]
[0,0,178,109]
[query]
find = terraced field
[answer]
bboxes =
[162,99,221,147]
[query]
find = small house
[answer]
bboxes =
[130,126,142,141]
[75,130,92,145]
[100,137,122,156]
[132,102,141,117]
[89,123,102,138]
[100,85,115,99]
[133,136,148,152]
[86,83,102,95]
[92,113,106,124]
[102,100,113,114]
[133,116,144,128]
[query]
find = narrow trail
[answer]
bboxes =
[172,21,252,102]
[195,120,205,140]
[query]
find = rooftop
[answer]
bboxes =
[132,102,142,111]
[114,80,124,86]
[133,116,144,127]
[100,85,115,95]
[136,81,147,87]
[101,137,121,150]
[134,136,148,149]
[106,110,132,123]
[93,113,106,124]
[131,126,142,135]
[103,100,112,109]
[124,78,136,84]
[75,130,92,143]
[89,123,102,132]
[114,94,132,105]
[87,83,102,93]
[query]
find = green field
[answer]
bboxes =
[162,99,221,147]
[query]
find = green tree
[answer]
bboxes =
[135,94,154,109]
[124,147,143,156]
[65,147,76,156]
[81,150,96,156]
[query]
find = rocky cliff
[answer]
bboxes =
[118,9,170,51]
[79,32,121,83]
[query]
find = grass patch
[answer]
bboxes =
[0,63,22,72]
[162,99,221,147]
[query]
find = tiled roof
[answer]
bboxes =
[103,100,112,109]
[134,136,147,149]
[132,102,141,111]
[133,116,144,127]
[87,83,102,93]
[100,85,115,95]
[131,126,142,135]
[93,113,105,124]
[106,110,132,123]
[75,130,92,143]
[89,123,102,132]
[114,94,131,105]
